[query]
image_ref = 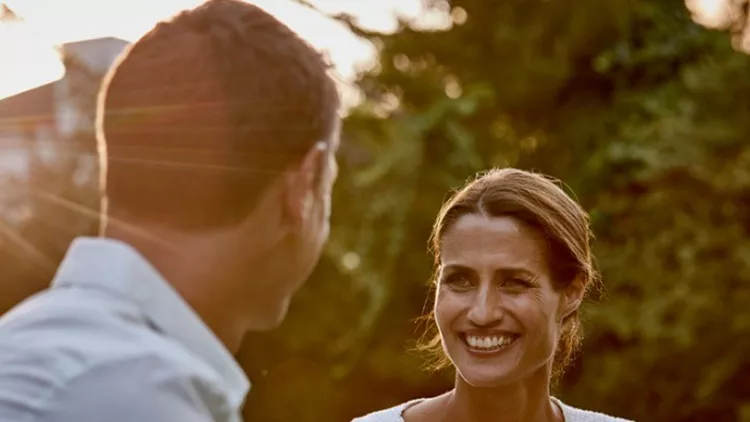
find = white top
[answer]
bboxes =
[352,398,632,422]
[0,237,250,422]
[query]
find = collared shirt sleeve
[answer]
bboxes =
[36,356,224,422]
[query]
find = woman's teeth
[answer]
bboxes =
[466,335,516,350]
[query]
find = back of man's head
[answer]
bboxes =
[98,0,340,230]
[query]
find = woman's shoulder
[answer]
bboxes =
[350,399,424,422]
[557,399,634,422]
[352,397,632,422]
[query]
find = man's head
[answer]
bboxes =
[97,0,340,331]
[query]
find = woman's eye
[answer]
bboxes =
[503,278,531,289]
[443,274,472,288]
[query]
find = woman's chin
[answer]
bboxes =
[454,354,554,389]
[455,359,521,388]
[458,370,516,388]
[449,337,523,387]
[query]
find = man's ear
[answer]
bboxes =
[559,275,586,321]
[283,142,327,226]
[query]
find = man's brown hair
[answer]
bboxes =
[98,0,340,230]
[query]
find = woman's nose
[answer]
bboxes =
[466,286,503,326]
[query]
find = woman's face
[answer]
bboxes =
[434,214,582,387]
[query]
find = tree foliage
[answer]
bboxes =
[2,1,749,421]
[242,1,750,421]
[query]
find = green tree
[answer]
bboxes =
[242,1,750,421]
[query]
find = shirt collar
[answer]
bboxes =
[51,236,251,409]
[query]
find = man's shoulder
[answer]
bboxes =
[0,295,222,421]
[1,287,154,359]
[0,352,225,422]
[0,289,223,418]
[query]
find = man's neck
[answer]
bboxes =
[103,222,248,354]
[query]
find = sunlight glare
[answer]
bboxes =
[0,20,63,99]
[686,0,731,28]
[0,0,411,108]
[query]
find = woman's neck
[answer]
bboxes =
[444,369,561,422]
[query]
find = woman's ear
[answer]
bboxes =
[559,275,585,320]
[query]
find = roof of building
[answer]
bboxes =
[0,37,130,128]
[0,83,55,129]
[59,37,129,74]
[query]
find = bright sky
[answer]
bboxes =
[0,0,426,100]
[685,0,729,27]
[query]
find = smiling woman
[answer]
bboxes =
[353,168,631,422]
[435,214,575,388]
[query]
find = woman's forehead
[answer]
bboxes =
[440,214,548,270]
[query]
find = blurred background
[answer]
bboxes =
[1,0,750,421]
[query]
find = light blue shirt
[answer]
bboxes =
[0,237,250,422]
